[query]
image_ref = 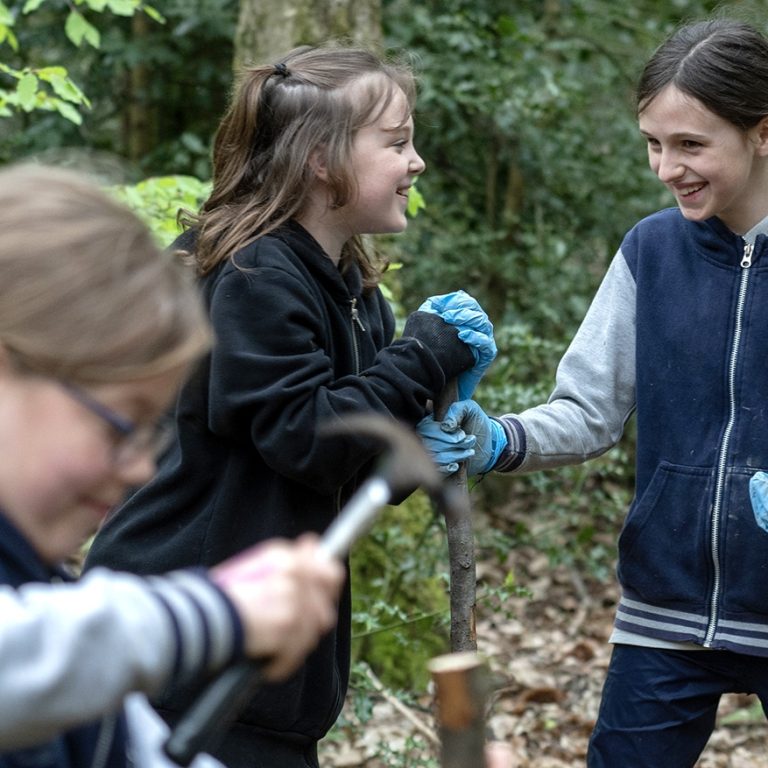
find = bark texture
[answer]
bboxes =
[233,0,382,71]
[435,380,477,652]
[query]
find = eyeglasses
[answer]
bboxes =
[59,382,173,466]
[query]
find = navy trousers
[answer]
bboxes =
[588,644,768,767]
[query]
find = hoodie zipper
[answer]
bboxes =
[704,240,754,646]
[90,714,117,768]
[349,298,365,375]
[337,298,366,519]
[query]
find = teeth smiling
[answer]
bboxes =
[680,183,705,197]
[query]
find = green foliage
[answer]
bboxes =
[0,0,235,174]
[350,492,450,689]
[0,0,160,125]
[327,663,439,767]
[0,62,89,122]
[349,484,529,691]
[110,174,210,244]
[406,183,425,217]
[719,697,766,725]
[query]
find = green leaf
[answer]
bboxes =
[53,99,83,124]
[140,3,164,23]
[64,11,85,45]
[16,72,37,110]
[21,0,45,13]
[106,0,137,16]
[406,185,426,217]
[39,69,88,105]
[110,175,210,246]
[0,2,14,25]
[35,65,68,79]
[0,25,19,51]
[64,11,100,48]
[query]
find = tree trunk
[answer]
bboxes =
[233,0,382,72]
[124,12,155,164]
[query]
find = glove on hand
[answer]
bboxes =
[418,290,497,400]
[402,311,475,382]
[750,471,768,533]
[417,415,476,475]
[440,400,507,476]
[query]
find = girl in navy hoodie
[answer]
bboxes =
[418,18,768,768]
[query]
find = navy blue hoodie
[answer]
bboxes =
[0,513,129,768]
[497,208,768,655]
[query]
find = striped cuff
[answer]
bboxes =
[492,416,526,472]
[145,569,243,682]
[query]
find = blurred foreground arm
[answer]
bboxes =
[0,536,343,749]
[211,534,344,680]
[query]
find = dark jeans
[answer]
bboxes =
[588,644,768,768]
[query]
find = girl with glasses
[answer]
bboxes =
[0,163,344,767]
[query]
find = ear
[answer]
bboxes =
[753,116,768,156]
[308,146,329,182]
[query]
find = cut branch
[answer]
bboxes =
[428,651,489,768]
[434,380,477,652]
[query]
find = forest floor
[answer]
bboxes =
[319,542,768,767]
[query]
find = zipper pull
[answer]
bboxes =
[741,241,755,268]
[350,298,366,331]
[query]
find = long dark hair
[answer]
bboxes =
[183,43,417,288]
[637,19,768,130]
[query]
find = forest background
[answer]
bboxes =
[2,1,766,765]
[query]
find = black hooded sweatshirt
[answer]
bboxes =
[85,221,471,760]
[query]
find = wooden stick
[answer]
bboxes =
[434,380,477,652]
[428,651,489,768]
[361,663,439,746]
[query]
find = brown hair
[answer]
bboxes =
[637,19,768,129]
[182,42,417,288]
[0,164,211,385]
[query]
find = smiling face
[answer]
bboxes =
[343,85,426,236]
[295,79,427,261]
[0,364,186,565]
[639,84,768,234]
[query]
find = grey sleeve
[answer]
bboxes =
[0,568,240,749]
[495,250,636,473]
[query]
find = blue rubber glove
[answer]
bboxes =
[441,400,507,476]
[418,290,496,400]
[417,415,476,475]
[749,471,768,532]
[419,400,507,476]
